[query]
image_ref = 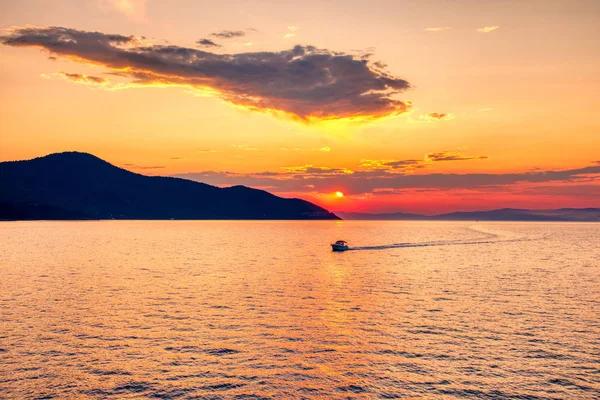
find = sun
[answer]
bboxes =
[335,191,344,198]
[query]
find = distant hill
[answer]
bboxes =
[337,208,600,222]
[335,212,427,221]
[0,152,339,220]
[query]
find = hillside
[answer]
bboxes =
[0,152,339,220]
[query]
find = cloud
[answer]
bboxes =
[362,151,487,172]
[124,163,165,169]
[283,26,298,39]
[197,149,217,153]
[196,38,221,48]
[283,165,353,176]
[312,147,330,152]
[383,159,424,169]
[174,164,600,196]
[372,61,387,69]
[428,112,447,119]
[419,112,455,122]
[199,29,257,48]
[360,159,394,168]
[426,151,488,162]
[1,26,411,122]
[425,27,451,32]
[477,26,500,33]
[211,30,246,39]
[55,72,109,85]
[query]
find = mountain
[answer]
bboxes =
[337,208,600,222]
[0,152,339,220]
[335,212,427,221]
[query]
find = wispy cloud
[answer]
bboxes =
[425,27,451,32]
[53,72,109,86]
[426,151,488,162]
[1,26,411,122]
[418,112,455,122]
[196,38,221,48]
[477,26,500,33]
[124,163,165,169]
[283,25,298,39]
[312,147,331,152]
[211,30,247,39]
[362,150,487,172]
[283,165,353,175]
[232,144,258,151]
[198,29,257,48]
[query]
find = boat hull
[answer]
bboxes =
[331,244,349,251]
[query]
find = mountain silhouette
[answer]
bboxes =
[336,208,599,222]
[0,152,339,220]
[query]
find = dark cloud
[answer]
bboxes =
[174,165,600,196]
[427,152,488,162]
[284,165,353,177]
[1,26,411,120]
[58,72,108,85]
[383,159,422,168]
[362,151,487,171]
[196,38,222,48]
[419,112,455,122]
[428,112,447,119]
[211,30,246,39]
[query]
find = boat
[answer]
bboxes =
[331,240,349,251]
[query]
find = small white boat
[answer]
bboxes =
[331,240,349,251]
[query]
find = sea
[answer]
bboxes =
[1,221,599,399]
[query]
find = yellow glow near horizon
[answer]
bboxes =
[336,191,344,198]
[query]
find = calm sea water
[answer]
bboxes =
[1,221,599,399]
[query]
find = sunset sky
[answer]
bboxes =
[1,0,598,213]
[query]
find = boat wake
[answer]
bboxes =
[346,225,547,251]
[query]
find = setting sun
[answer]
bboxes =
[336,191,344,198]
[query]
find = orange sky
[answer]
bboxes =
[0,0,598,213]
